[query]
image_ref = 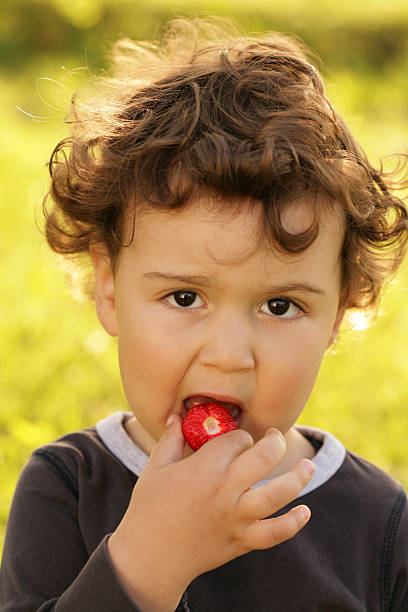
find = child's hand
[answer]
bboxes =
[107,415,314,612]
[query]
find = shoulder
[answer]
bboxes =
[33,424,112,478]
[8,414,137,548]
[311,439,406,521]
[298,425,405,506]
[340,451,408,610]
[309,439,408,578]
[341,449,408,541]
[32,413,132,477]
[305,446,407,527]
[16,413,137,508]
[1,419,140,609]
[300,426,407,545]
[302,433,408,608]
[338,448,405,506]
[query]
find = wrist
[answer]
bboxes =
[107,530,189,612]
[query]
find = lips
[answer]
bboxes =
[182,394,243,426]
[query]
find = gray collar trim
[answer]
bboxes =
[96,411,149,476]
[96,412,346,497]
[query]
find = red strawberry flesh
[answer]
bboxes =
[182,402,237,450]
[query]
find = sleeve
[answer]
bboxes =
[388,488,408,612]
[0,453,141,612]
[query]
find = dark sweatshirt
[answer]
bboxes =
[1,412,407,611]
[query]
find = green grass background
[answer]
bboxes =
[1,0,408,553]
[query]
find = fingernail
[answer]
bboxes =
[266,427,284,439]
[166,415,175,427]
[302,459,315,476]
[299,505,311,522]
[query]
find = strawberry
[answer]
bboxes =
[182,402,237,450]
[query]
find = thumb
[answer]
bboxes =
[149,414,186,468]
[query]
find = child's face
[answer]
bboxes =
[93,194,344,452]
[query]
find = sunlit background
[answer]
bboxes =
[1,0,408,552]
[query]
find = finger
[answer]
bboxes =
[149,415,186,467]
[244,504,311,550]
[193,428,254,469]
[226,428,287,491]
[237,459,315,519]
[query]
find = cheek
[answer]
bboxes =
[116,306,187,404]
[262,326,329,405]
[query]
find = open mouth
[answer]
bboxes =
[182,395,243,426]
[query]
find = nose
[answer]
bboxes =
[198,310,256,373]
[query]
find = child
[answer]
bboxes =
[1,17,408,612]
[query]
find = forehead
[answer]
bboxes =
[114,193,345,309]
[124,193,345,268]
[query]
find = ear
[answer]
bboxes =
[90,244,117,336]
[328,304,346,348]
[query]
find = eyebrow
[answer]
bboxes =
[142,271,326,296]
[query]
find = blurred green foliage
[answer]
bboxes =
[1,0,408,74]
[1,0,408,554]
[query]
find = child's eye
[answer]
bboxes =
[163,292,303,318]
[260,298,302,319]
[164,290,204,309]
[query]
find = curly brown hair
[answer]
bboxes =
[43,17,408,312]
